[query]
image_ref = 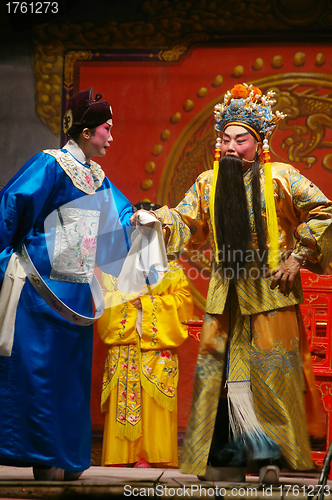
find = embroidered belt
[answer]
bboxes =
[17,245,105,326]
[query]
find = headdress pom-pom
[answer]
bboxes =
[262,138,270,151]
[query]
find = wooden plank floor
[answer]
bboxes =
[0,465,331,499]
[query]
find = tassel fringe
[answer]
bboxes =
[100,349,121,412]
[210,145,221,263]
[115,418,142,442]
[227,381,280,461]
[262,140,279,270]
[139,347,178,412]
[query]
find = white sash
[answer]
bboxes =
[0,253,26,356]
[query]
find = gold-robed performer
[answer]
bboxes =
[132,83,332,483]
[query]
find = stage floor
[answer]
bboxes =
[0,465,331,499]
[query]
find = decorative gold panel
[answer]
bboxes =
[32,0,332,135]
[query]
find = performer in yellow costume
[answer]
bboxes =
[132,84,332,483]
[97,254,194,467]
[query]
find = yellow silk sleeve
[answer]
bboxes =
[272,163,332,274]
[139,262,194,350]
[96,273,138,345]
[155,171,212,256]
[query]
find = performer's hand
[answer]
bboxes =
[132,298,142,310]
[268,255,302,291]
[130,209,155,228]
[130,211,139,226]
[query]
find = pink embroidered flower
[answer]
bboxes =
[129,393,136,401]
[119,414,126,422]
[82,236,96,255]
[166,387,174,394]
[152,326,158,334]
[121,391,127,398]
[145,366,152,376]
[128,415,139,423]
[130,364,138,371]
[160,349,171,359]
[85,174,94,188]
[121,363,128,369]
[121,318,127,326]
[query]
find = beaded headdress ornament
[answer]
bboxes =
[210,83,286,270]
[214,83,285,141]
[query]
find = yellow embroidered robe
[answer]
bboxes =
[97,261,194,466]
[156,164,332,315]
[155,163,332,475]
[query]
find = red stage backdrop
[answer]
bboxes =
[66,42,332,430]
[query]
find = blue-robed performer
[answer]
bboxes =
[0,89,135,480]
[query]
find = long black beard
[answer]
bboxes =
[214,155,267,277]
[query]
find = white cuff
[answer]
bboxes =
[291,252,305,264]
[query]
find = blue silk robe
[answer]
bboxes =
[0,148,133,472]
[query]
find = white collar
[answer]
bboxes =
[63,139,90,166]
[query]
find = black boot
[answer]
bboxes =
[33,465,64,481]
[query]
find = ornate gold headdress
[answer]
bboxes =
[214,83,285,139]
